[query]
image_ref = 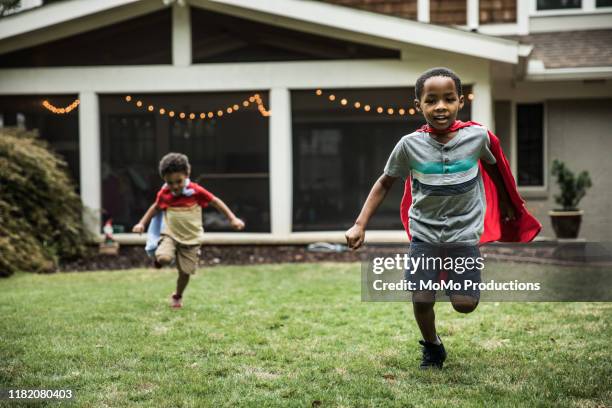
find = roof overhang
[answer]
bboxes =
[526,59,612,81]
[0,0,523,64]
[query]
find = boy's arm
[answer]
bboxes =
[132,203,159,234]
[210,197,245,231]
[482,161,517,222]
[345,174,397,250]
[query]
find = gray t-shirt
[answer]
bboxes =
[384,125,497,244]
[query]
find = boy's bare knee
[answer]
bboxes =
[156,255,173,265]
[450,296,479,314]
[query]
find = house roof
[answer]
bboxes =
[0,0,523,64]
[505,29,612,69]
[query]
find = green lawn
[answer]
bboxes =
[1,262,610,407]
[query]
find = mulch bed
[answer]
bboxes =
[59,241,612,272]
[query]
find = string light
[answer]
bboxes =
[123,93,270,120]
[312,89,472,117]
[42,99,80,114]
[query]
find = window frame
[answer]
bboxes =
[512,100,548,196]
[531,0,612,16]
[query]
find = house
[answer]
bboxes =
[1,0,611,243]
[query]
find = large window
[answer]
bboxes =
[516,103,544,187]
[537,0,581,10]
[292,87,473,231]
[0,95,80,189]
[100,92,270,233]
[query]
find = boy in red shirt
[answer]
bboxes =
[133,153,244,308]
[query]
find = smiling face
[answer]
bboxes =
[163,171,188,196]
[414,76,464,131]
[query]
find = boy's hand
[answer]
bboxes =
[230,217,245,231]
[345,224,365,250]
[500,200,517,222]
[132,223,145,234]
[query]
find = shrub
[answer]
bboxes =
[551,158,592,211]
[0,128,91,276]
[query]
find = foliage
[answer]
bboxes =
[0,0,20,17]
[551,158,592,211]
[0,128,90,276]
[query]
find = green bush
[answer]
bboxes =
[551,158,592,211]
[0,128,91,276]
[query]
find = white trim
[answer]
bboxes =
[467,0,479,30]
[529,12,612,32]
[530,0,612,16]
[471,63,494,129]
[0,59,493,94]
[198,0,521,64]
[526,60,612,81]
[78,91,102,236]
[111,230,410,245]
[0,0,143,40]
[417,0,430,23]
[468,23,519,36]
[518,44,534,58]
[172,2,191,67]
[584,0,596,12]
[0,0,166,55]
[517,0,530,35]
[269,87,293,235]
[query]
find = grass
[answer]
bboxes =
[0,262,610,407]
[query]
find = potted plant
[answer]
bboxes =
[549,159,592,239]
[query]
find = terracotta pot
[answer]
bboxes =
[548,210,584,239]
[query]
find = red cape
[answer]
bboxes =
[400,120,542,244]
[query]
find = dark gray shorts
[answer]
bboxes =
[404,236,483,300]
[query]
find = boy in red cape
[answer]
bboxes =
[345,67,541,369]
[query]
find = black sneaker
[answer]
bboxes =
[419,338,447,369]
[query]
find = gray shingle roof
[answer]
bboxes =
[505,29,612,69]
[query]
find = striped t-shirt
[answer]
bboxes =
[384,125,497,244]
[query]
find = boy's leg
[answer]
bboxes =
[445,244,482,314]
[412,290,437,343]
[155,235,176,266]
[176,272,190,297]
[174,244,199,297]
[405,240,441,343]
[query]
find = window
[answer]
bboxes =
[291,87,473,231]
[0,95,80,189]
[100,92,270,233]
[516,103,544,187]
[537,0,581,10]
[597,0,612,6]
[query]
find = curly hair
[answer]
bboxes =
[415,67,462,100]
[159,152,190,177]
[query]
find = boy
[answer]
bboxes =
[345,67,535,369]
[132,153,244,308]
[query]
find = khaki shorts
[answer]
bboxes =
[155,235,200,275]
